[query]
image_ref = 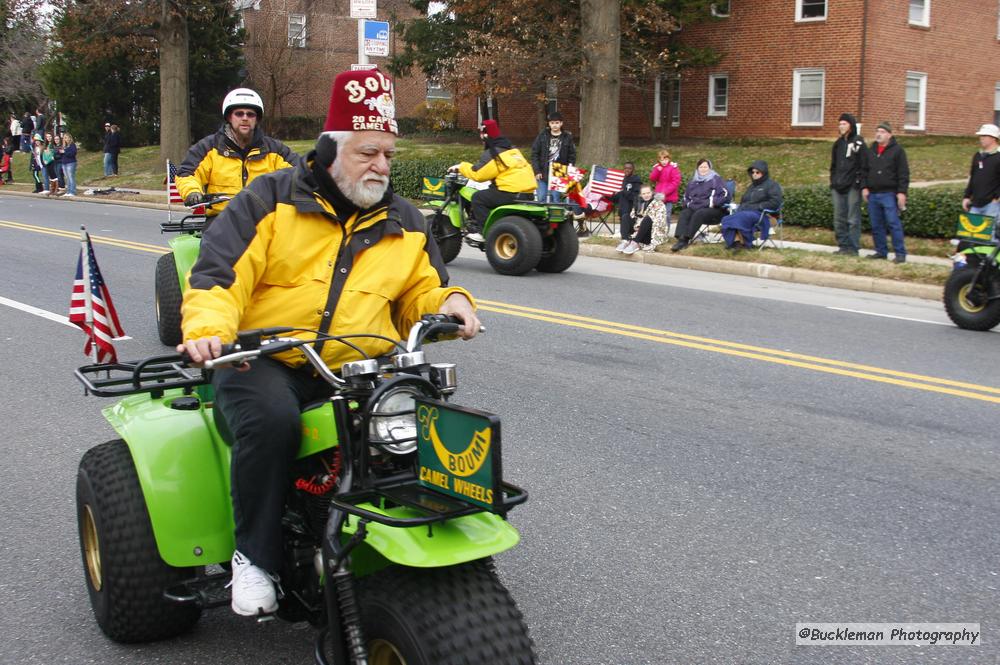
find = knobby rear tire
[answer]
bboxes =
[76,439,202,643]
[943,267,1000,331]
[155,253,183,346]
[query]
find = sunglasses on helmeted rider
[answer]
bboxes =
[232,110,257,119]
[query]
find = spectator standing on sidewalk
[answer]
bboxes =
[102,122,115,176]
[530,111,576,203]
[109,124,122,175]
[962,123,1000,219]
[60,132,78,196]
[862,122,909,263]
[829,112,867,255]
[20,112,33,152]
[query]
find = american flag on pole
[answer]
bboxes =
[69,228,125,364]
[584,165,626,198]
[167,160,204,215]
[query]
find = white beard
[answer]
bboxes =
[331,162,389,209]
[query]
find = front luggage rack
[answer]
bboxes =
[76,355,208,398]
[160,216,206,234]
[329,478,528,528]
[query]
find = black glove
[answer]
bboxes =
[184,192,204,207]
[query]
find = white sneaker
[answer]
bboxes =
[622,241,641,255]
[466,232,484,242]
[615,239,628,252]
[63,193,75,197]
[229,550,278,616]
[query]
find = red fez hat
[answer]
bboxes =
[323,68,398,135]
[481,119,500,139]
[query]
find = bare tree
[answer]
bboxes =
[578,0,620,166]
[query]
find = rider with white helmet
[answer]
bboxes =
[176,88,299,215]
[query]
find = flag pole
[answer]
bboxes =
[79,225,97,362]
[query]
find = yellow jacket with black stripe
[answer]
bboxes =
[175,126,299,215]
[457,142,536,193]
[181,142,473,370]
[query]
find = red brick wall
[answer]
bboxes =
[240,0,427,129]
[457,0,1000,140]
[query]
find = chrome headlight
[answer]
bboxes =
[368,383,429,454]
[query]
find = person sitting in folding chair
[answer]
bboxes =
[671,158,730,252]
[720,160,783,250]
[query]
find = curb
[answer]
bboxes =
[579,242,944,302]
[5,189,944,302]
[1,187,169,211]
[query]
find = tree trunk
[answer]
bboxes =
[578,0,619,167]
[158,0,189,165]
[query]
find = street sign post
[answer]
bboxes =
[363,19,390,57]
[350,0,376,19]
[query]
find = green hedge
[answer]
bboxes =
[391,157,456,200]
[782,184,965,238]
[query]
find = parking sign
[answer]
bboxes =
[363,20,390,57]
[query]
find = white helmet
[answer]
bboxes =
[222,88,264,119]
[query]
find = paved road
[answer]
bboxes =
[0,195,997,665]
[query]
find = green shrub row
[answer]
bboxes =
[391,157,456,201]
[781,184,965,238]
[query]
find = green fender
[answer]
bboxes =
[342,505,520,569]
[103,390,234,567]
[960,245,998,259]
[483,203,565,236]
[167,233,203,292]
[426,200,462,228]
[103,391,340,567]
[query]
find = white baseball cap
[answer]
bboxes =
[975,123,1000,139]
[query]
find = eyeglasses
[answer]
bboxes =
[232,110,257,119]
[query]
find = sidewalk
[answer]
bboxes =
[1,186,948,301]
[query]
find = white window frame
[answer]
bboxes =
[711,1,731,18]
[908,0,930,27]
[792,69,825,126]
[288,13,306,48]
[795,0,827,22]
[653,76,662,128]
[904,72,927,131]
[708,74,728,117]
[671,78,681,127]
[993,83,1000,125]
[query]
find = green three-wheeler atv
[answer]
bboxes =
[944,211,1000,330]
[74,315,535,664]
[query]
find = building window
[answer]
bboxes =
[796,0,826,21]
[545,80,558,116]
[427,80,452,102]
[671,79,681,127]
[909,0,930,26]
[708,74,728,116]
[994,83,1000,125]
[711,1,731,17]
[904,72,927,130]
[288,13,306,48]
[792,69,824,126]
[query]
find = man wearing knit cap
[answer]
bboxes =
[829,112,868,255]
[179,67,480,617]
[449,119,536,242]
[862,121,909,263]
[962,123,1000,219]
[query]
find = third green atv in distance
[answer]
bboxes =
[421,173,579,276]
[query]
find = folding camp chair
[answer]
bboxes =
[581,194,617,236]
[755,208,784,250]
[693,178,736,244]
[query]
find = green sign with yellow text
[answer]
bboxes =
[416,398,502,511]
[955,212,996,243]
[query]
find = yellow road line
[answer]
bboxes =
[0,220,168,254]
[478,300,1000,405]
[4,219,993,402]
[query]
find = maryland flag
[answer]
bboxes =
[548,162,588,209]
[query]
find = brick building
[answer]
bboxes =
[455,0,1000,141]
[236,0,428,132]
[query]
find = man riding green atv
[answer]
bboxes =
[423,119,578,276]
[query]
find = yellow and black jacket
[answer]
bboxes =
[181,137,473,370]
[457,140,536,193]
[176,126,299,215]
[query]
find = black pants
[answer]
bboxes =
[675,207,724,240]
[213,357,333,573]
[470,187,522,232]
[632,215,653,244]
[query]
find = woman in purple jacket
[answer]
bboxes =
[671,158,730,252]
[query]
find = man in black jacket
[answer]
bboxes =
[862,122,909,263]
[962,123,1000,220]
[611,162,643,247]
[530,111,576,203]
[720,160,783,249]
[830,112,867,255]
